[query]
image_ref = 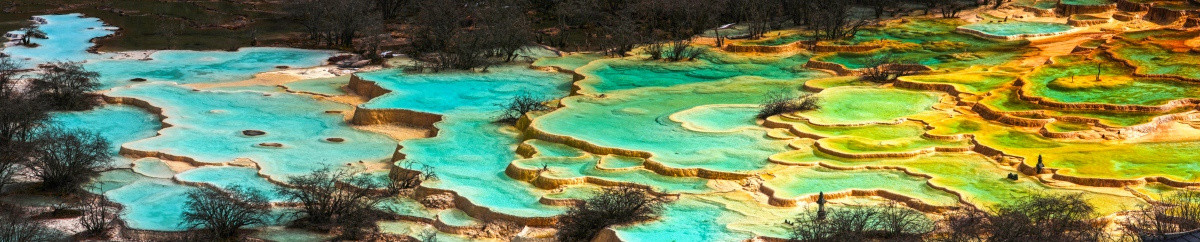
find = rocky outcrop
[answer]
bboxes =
[1186,17,1200,28]
[759,183,958,212]
[1114,12,1141,21]
[723,41,803,53]
[1068,16,1112,27]
[346,73,392,99]
[350,107,443,128]
[807,42,882,53]
[894,77,967,97]
[242,130,266,136]
[1022,6,1058,17]
[1116,0,1150,12]
[411,185,557,226]
[971,103,1053,127]
[1056,3,1116,16]
[1145,5,1186,24]
[812,140,970,159]
[803,60,858,76]
[723,40,880,54]
[345,72,445,129]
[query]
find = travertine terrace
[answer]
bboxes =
[5,0,1200,240]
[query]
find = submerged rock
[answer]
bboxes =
[130,78,147,82]
[258,142,283,148]
[325,137,345,142]
[242,130,266,136]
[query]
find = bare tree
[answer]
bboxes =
[181,186,271,240]
[19,27,47,46]
[27,128,110,193]
[556,0,645,55]
[0,57,47,192]
[935,206,990,242]
[31,62,101,111]
[284,0,380,48]
[780,0,812,27]
[935,0,975,18]
[727,0,782,39]
[803,1,870,41]
[785,202,932,242]
[275,168,385,240]
[389,160,437,193]
[406,0,535,71]
[934,193,1104,242]
[557,186,666,242]
[78,197,116,238]
[877,203,935,239]
[375,0,409,20]
[495,93,552,124]
[479,0,534,63]
[1121,190,1200,241]
[636,0,721,61]
[989,193,1104,241]
[857,0,901,19]
[990,0,1008,9]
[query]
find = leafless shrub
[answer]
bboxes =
[0,57,47,193]
[388,160,437,194]
[275,168,385,240]
[181,186,270,240]
[785,202,932,242]
[557,186,666,242]
[78,197,117,238]
[861,54,921,83]
[495,93,552,125]
[31,62,101,111]
[935,193,1104,242]
[758,90,819,119]
[1120,190,1200,241]
[27,128,110,193]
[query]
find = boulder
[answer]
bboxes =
[328,54,358,63]
[325,137,345,142]
[349,60,370,68]
[420,193,455,209]
[130,78,147,82]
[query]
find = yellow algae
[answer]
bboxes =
[1046,75,1136,89]
[797,86,944,125]
[897,66,1019,94]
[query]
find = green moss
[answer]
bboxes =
[900,67,1018,93]
[799,86,942,125]
[1024,54,1200,106]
